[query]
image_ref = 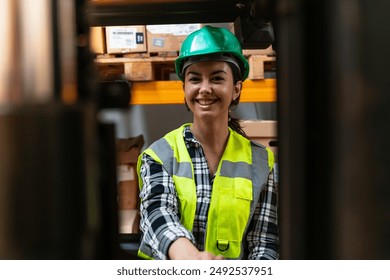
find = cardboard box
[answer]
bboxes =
[105,25,147,54]
[116,135,144,211]
[117,165,138,210]
[116,136,144,233]
[119,210,140,234]
[146,24,201,53]
[89,26,106,54]
[241,120,278,158]
[116,135,144,164]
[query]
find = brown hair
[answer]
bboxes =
[227,61,247,138]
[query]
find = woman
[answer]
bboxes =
[137,25,279,260]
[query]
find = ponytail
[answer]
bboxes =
[228,115,247,138]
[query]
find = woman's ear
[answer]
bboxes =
[233,81,242,101]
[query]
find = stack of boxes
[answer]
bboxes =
[90,23,274,56]
[90,24,201,55]
[90,24,203,81]
[90,23,275,81]
[116,135,144,234]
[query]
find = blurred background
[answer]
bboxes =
[0,0,389,259]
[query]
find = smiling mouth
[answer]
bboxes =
[196,99,218,106]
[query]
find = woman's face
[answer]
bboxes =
[183,60,242,122]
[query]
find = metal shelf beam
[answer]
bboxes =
[87,0,250,26]
[129,79,276,105]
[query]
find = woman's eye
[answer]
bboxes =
[188,77,200,82]
[212,76,224,81]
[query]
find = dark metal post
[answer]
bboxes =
[276,0,390,259]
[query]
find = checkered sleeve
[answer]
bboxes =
[139,153,196,260]
[246,167,279,260]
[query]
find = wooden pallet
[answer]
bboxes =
[247,55,276,80]
[94,51,276,81]
[96,50,180,59]
[95,54,177,81]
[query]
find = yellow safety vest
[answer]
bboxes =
[137,124,274,259]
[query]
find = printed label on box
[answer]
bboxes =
[117,165,135,181]
[136,32,144,44]
[147,24,201,35]
[108,27,137,49]
[152,38,165,47]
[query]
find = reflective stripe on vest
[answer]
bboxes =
[137,124,273,259]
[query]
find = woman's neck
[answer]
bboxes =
[191,119,230,176]
[191,119,229,148]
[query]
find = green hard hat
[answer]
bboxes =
[175,25,249,81]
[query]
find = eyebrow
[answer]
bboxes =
[186,69,228,76]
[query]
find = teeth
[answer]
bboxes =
[198,99,215,105]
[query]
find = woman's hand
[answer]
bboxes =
[168,237,224,260]
[197,251,225,260]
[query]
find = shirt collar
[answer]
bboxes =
[183,125,201,147]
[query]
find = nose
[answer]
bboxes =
[199,80,212,94]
